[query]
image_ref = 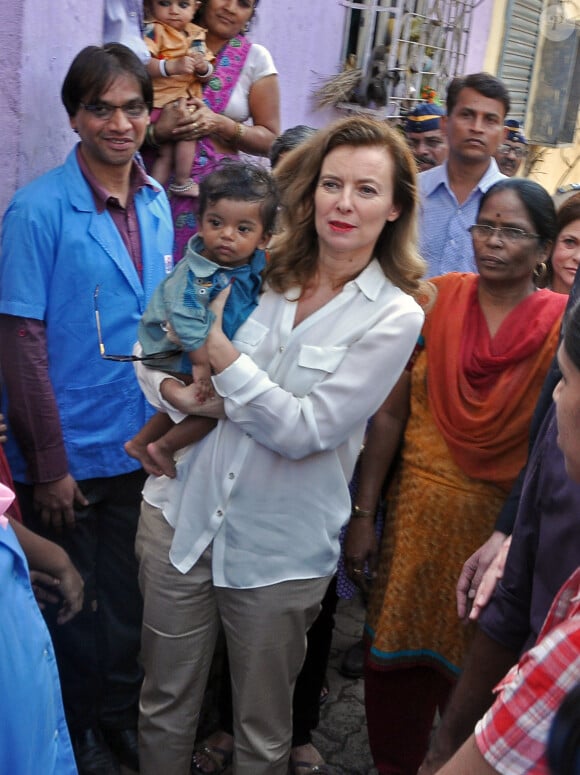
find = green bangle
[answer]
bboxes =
[146,124,160,150]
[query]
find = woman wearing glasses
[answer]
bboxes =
[343,177,567,775]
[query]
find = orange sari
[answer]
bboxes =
[366,273,565,675]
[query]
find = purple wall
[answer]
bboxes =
[0,1,104,218]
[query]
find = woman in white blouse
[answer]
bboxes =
[136,116,426,775]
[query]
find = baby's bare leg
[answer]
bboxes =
[147,415,217,477]
[124,412,174,477]
[151,142,174,188]
[172,139,199,197]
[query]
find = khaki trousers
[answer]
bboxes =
[136,500,331,775]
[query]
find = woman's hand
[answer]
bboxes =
[207,286,240,375]
[344,517,378,596]
[153,97,198,143]
[209,284,231,331]
[186,96,224,139]
[0,412,6,444]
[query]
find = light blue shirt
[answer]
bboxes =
[418,159,505,277]
[0,147,173,481]
[0,520,77,775]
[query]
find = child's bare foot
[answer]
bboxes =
[168,178,199,198]
[146,440,178,478]
[124,438,165,477]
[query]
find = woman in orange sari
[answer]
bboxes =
[343,178,568,775]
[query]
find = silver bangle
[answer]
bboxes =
[159,59,169,78]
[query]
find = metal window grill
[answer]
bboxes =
[313,0,474,118]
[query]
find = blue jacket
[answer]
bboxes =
[0,147,174,481]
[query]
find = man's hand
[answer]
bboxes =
[456,531,507,619]
[33,474,88,531]
[469,536,512,621]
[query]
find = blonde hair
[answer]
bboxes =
[266,116,426,298]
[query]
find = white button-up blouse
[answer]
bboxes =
[142,259,424,588]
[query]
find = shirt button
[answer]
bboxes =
[279,345,285,352]
[216,509,223,517]
[43,648,49,657]
[228,472,235,480]
[54,729,59,740]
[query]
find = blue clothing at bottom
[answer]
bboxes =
[0,521,77,775]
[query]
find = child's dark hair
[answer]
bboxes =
[198,160,279,234]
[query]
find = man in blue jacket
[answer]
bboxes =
[0,44,173,775]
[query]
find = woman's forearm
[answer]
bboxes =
[355,372,410,513]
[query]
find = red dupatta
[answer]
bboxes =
[425,273,566,491]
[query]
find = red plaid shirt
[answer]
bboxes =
[475,567,580,774]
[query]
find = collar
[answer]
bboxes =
[420,158,505,198]
[352,259,387,301]
[75,144,155,213]
[183,235,225,277]
[183,235,267,278]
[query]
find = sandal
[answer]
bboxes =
[289,761,332,774]
[289,744,331,775]
[191,743,233,775]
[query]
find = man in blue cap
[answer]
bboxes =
[494,119,527,177]
[404,103,448,172]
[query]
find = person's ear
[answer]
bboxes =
[385,204,402,223]
[538,240,552,264]
[440,115,448,137]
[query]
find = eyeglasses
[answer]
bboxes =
[468,224,540,243]
[94,286,181,362]
[80,100,148,121]
[496,143,527,159]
